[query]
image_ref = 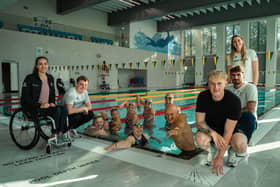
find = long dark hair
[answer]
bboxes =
[32,56,48,74]
[230,35,246,66]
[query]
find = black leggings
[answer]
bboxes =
[39,105,68,133]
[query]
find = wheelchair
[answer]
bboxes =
[9,108,72,154]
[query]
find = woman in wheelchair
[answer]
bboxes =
[21,56,69,144]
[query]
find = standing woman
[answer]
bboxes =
[227,35,259,85]
[21,56,68,142]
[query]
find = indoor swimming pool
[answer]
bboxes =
[1,86,280,157]
[81,87,280,156]
[1,86,280,187]
[80,87,204,156]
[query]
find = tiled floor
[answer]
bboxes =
[1,107,280,187]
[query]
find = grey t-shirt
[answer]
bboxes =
[227,83,258,118]
[63,87,90,108]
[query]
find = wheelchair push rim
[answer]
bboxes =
[38,116,55,141]
[9,108,39,150]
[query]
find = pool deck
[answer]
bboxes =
[0,105,280,187]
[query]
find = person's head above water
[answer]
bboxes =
[165,104,180,124]
[165,93,174,104]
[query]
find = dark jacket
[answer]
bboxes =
[21,73,56,113]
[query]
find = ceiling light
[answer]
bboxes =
[119,0,135,6]
[129,0,141,5]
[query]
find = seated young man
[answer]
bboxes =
[63,75,94,131]
[226,65,258,167]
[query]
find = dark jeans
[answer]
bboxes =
[68,111,94,131]
[39,105,68,133]
[233,112,257,142]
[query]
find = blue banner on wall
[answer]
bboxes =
[134,32,181,56]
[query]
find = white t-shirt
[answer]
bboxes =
[63,87,90,108]
[228,49,258,83]
[227,83,258,118]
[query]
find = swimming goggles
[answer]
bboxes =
[133,122,143,127]
[165,96,173,99]
[144,99,152,104]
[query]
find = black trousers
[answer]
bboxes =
[39,105,68,133]
[68,111,94,131]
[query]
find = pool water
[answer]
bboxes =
[1,87,279,156]
[77,88,202,156]
[75,87,280,156]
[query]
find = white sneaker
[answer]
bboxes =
[70,129,81,138]
[227,147,238,167]
[205,145,216,166]
[236,151,248,157]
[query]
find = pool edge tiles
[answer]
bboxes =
[72,104,280,186]
[72,136,232,186]
[250,106,280,146]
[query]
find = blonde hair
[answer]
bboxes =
[230,35,247,66]
[208,70,227,81]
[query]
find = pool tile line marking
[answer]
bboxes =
[2,151,65,167]
[73,137,232,186]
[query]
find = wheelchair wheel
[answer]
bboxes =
[9,108,39,150]
[38,116,54,141]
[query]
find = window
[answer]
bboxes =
[202,27,216,55]
[249,20,267,52]
[184,30,196,56]
[277,19,280,51]
[225,24,240,54]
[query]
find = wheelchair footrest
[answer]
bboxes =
[48,134,72,146]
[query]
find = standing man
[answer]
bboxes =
[195,70,241,175]
[63,75,94,130]
[226,65,258,167]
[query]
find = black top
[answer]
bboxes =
[130,133,148,147]
[196,89,241,135]
[21,73,55,113]
[56,78,66,95]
